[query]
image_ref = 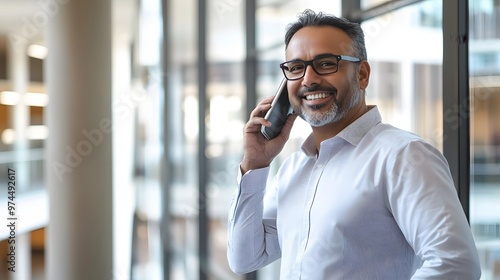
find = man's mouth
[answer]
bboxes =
[304,92,333,101]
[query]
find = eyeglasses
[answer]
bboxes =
[279,54,361,81]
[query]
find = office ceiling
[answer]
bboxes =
[0,0,39,34]
[0,0,41,52]
[0,0,136,54]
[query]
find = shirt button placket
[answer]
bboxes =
[297,159,326,277]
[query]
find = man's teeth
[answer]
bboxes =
[305,93,330,100]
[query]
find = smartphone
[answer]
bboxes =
[261,78,293,140]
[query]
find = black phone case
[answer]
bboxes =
[261,79,293,140]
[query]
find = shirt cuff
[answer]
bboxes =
[237,164,270,194]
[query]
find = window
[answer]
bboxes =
[470,0,500,278]
[362,0,443,149]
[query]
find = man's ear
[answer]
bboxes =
[358,60,370,90]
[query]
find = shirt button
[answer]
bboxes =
[316,164,323,169]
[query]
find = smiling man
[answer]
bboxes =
[227,9,481,279]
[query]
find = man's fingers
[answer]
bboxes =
[260,95,274,104]
[244,117,270,133]
[244,96,277,137]
[250,103,272,118]
[250,96,275,118]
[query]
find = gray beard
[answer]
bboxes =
[300,87,361,127]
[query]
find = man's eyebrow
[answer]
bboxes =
[287,53,337,61]
[314,53,337,59]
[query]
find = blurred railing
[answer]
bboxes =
[0,148,48,239]
[0,148,45,196]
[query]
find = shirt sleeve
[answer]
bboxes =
[386,141,481,279]
[227,166,281,274]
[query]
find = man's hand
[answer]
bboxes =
[241,96,297,174]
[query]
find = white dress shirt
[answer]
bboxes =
[227,106,481,279]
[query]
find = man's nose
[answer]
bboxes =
[301,65,321,87]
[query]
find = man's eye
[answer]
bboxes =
[289,64,305,73]
[317,60,337,68]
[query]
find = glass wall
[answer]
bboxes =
[469,0,500,278]
[129,0,165,278]
[361,0,391,10]
[362,0,443,149]
[164,0,200,278]
[206,1,246,279]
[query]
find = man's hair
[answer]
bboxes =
[284,9,367,60]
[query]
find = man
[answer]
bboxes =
[227,9,481,279]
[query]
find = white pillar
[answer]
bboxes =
[7,39,31,280]
[112,32,135,279]
[45,0,113,279]
[8,39,29,162]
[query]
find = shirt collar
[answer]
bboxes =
[301,106,382,157]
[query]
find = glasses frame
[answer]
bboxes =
[279,54,361,81]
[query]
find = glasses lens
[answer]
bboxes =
[282,61,306,80]
[281,55,340,80]
[313,56,339,75]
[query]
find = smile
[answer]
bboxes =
[305,92,332,101]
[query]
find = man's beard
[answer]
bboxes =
[295,80,361,127]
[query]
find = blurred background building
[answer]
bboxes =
[0,0,498,279]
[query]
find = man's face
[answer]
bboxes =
[285,26,368,127]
